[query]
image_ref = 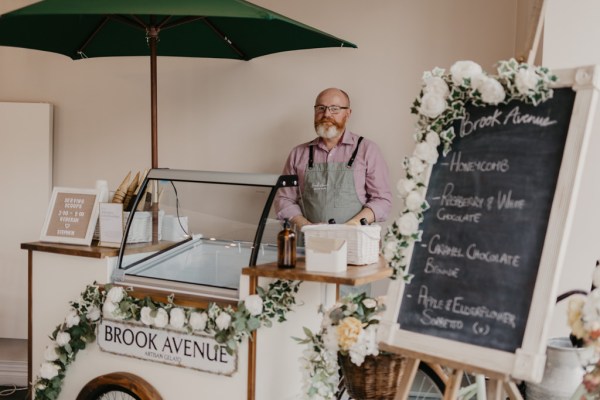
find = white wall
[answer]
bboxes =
[0,103,52,339]
[542,0,600,337]
[0,1,521,339]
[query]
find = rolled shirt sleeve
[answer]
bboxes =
[274,147,305,221]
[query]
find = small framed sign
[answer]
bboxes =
[40,187,100,245]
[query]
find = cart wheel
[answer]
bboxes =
[76,372,162,400]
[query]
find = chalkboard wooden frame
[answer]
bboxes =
[378,66,600,383]
[40,187,100,245]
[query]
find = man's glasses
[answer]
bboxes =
[314,105,350,114]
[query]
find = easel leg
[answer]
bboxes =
[503,381,524,400]
[486,379,502,400]
[394,358,420,400]
[443,369,464,400]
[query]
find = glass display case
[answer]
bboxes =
[112,169,298,300]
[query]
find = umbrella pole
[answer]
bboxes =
[150,27,158,169]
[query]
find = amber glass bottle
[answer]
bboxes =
[277,218,296,269]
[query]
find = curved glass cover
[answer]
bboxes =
[114,169,298,300]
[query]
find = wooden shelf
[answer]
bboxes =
[242,256,391,286]
[21,241,120,258]
[21,240,176,259]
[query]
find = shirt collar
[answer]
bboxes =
[310,129,354,149]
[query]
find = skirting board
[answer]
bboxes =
[0,360,27,386]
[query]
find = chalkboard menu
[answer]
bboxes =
[397,88,576,352]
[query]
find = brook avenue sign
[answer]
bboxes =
[98,319,237,376]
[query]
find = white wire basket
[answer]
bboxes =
[302,224,381,265]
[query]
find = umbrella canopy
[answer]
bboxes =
[0,0,357,167]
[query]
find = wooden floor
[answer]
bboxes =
[0,338,27,387]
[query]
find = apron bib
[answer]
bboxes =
[301,137,364,223]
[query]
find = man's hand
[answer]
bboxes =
[346,208,375,226]
[291,215,312,231]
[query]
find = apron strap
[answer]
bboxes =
[308,144,314,169]
[347,136,364,168]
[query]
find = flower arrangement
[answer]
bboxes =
[382,59,557,280]
[34,279,301,400]
[567,265,600,397]
[296,292,385,399]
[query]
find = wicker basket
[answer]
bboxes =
[302,225,381,265]
[339,352,406,400]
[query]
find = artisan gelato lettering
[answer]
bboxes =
[98,320,237,376]
[448,151,510,173]
[460,106,557,137]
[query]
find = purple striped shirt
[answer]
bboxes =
[274,130,392,222]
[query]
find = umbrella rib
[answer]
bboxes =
[161,16,206,31]
[77,16,110,56]
[202,18,248,60]
[111,15,149,31]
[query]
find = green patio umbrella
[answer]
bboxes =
[0,0,357,168]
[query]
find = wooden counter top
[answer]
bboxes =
[242,256,392,286]
[21,241,120,258]
[21,240,176,259]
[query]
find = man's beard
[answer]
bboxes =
[315,120,344,139]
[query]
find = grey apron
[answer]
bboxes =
[301,136,364,224]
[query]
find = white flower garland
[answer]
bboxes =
[383,58,557,280]
[33,280,301,400]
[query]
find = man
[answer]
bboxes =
[275,88,392,229]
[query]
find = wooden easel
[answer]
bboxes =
[393,358,524,400]
[524,0,546,65]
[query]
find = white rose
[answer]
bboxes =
[419,92,446,119]
[102,301,118,319]
[414,142,439,164]
[189,312,208,331]
[55,332,71,347]
[397,213,420,236]
[515,68,539,95]
[106,286,125,303]
[153,308,169,328]
[169,308,186,329]
[422,76,449,98]
[65,309,80,328]
[362,298,377,309]
[39,362,60,380]
[396,178,416,197]
[470,73,488,91]
[244,294,264,316]
[450,60,483,86]
[322,328,339,354]
[140,307,154,326]
[405,190,424,212]
[425,131,441,147]
[86,306,101,322]
[478,77,506,105]
[44,344,60,361]
[406,156,426,177]
[216,312,232,330]
[382,239,399,261]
